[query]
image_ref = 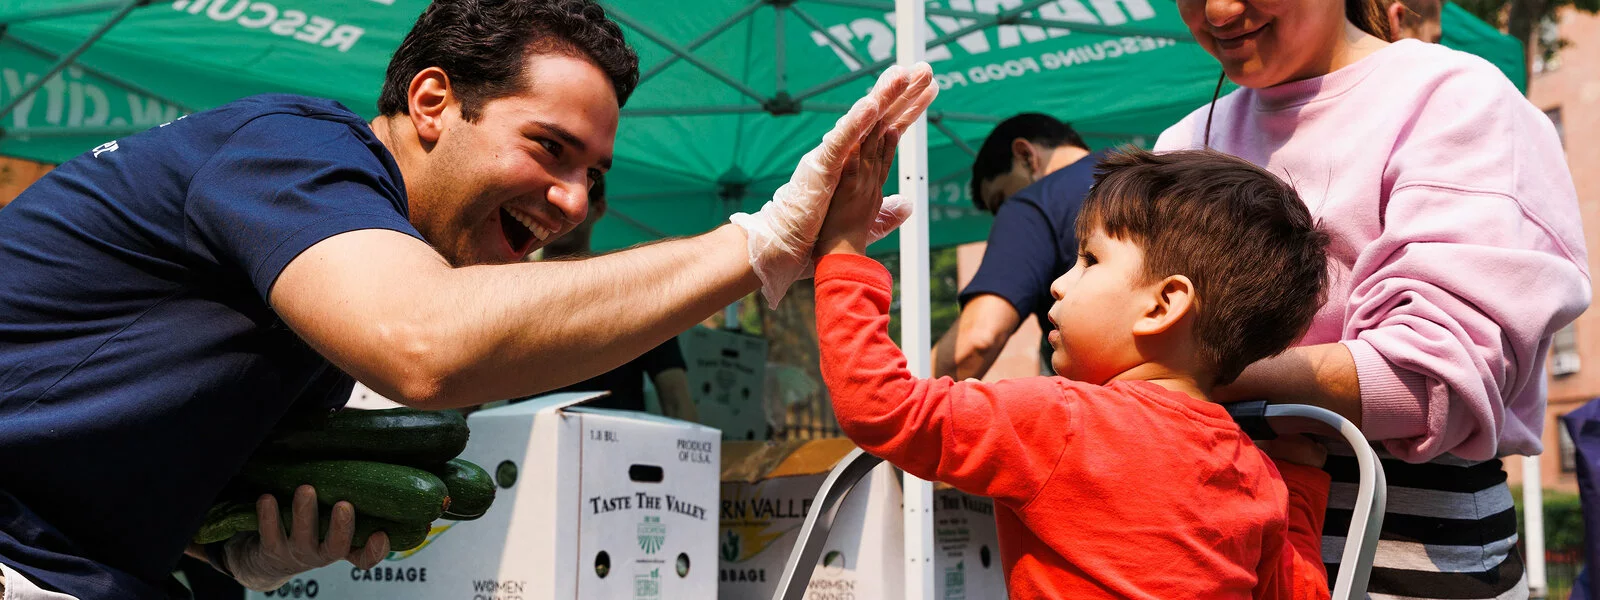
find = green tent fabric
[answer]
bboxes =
[0,0,1527,252]
[1441,1,1528,92]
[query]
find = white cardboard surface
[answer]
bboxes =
[246,392,720,600]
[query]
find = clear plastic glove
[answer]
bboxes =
[222,485,390,591]
[731,63,936,307]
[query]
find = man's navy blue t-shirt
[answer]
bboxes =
[0,95,422,599]
[959,151,1104,334]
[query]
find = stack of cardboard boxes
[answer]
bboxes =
[247,396,1004,600]
[248,392,721,600]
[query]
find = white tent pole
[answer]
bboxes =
[1522,455,1547,597]
[894,1,934,599]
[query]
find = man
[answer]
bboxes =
[933,113,1101,381]
[0,0,934,597]
[1386,0,1443,43]
[536,174,697,421]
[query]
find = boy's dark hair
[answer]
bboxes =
[969,113,1088,212]
[377,0,640,121]
[1076,148,1329,385]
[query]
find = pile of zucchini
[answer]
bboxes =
[193,407,495,552]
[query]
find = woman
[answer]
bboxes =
[1157,1,1590,598]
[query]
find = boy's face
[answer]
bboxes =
[1045,227,1152,383]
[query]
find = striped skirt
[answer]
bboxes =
[1322,448,1528,599]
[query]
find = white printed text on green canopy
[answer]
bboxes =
[0,0,1523,253]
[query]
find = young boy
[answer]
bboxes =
[813,146,1334,598]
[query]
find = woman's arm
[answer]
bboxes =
[1217,343,1361,427]
[1228,65,1589,463]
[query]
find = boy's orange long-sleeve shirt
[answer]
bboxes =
[815,254,1332,599]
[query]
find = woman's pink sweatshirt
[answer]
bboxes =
[1156,39,1591,463]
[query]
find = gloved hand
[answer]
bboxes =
[816,66,940,257]
[731,62,937,307]
[221,485,390,591]
[859,64,939,243]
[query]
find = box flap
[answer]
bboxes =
[567,405,721,435]
[720,438,858,483]
[470,391,610,417]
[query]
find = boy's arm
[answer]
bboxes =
[814,253,1074,504]
[1254,462,1333,600]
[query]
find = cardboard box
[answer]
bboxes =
[681,326,769,441]
[247,392,720,600]
[718,439,904,600]
[933,485,1007,600]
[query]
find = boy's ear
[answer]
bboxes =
[1132,275,1196,337]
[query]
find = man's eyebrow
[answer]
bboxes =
[533,120,611,169]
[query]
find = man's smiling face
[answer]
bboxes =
[407,52,619,266]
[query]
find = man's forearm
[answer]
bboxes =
[952,336,1004,381]
[277,226,759,409]
[932,325,961,378]
[936,294,1021,381]
[421,225,758,407]
[934,318,1005,381]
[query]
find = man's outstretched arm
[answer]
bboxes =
[273,64,937,410]
[272,225,755,409]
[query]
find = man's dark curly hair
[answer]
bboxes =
[378,0,640,120]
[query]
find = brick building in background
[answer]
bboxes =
[1502,7,1600,494]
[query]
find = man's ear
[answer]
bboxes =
[1010,138,1040,176]
[1132,274,1196,336]
[408,67,455,146]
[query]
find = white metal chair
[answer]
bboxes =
[770,401,1387,600]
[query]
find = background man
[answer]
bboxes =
[933,113,1100,380]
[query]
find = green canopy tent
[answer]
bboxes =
[0,1,1525,253]
[0,1,1529,596]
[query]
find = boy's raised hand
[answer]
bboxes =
[817,124,899,256]
[730,64,924,307]
[817,64,938,257]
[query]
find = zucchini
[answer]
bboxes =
[238,460,450,524]
[432,459,496,520]
[258,408,469,467]
[191,501,431,551]
[334,510,431,552]
[193,501,256,545]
